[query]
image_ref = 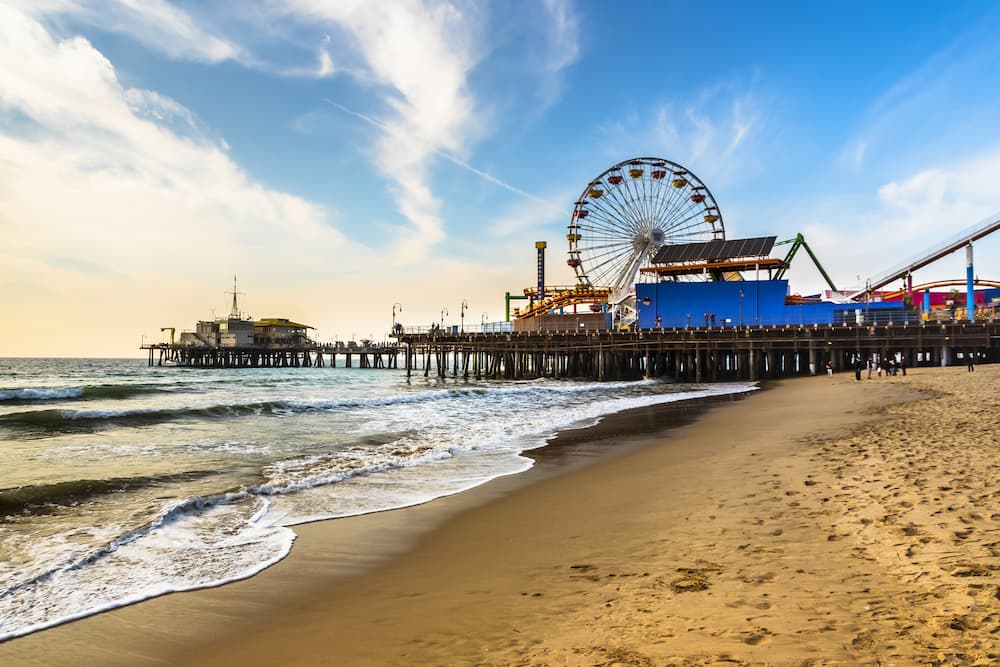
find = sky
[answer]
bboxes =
[4,0,1000,357]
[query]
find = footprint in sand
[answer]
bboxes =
[742,626,774,645]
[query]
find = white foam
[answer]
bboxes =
[0,387,83,401]
[0,498,294,642]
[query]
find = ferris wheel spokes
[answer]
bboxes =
[566,157,726,323]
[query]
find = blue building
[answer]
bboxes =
[636,280,909,329]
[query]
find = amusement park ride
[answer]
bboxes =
[514,157,728,323]
[511,156,1000,326]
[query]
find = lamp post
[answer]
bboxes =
[460,299,468,333]
[392,302,402,334]
[738,289,744,327]
[440,307,448,330]
[481,312,488,325]
[865,279,871,324]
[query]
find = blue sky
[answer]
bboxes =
[4,0,1000,355]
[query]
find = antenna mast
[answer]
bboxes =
[225,274,245,319]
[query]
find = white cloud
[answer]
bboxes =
[779,148,1000,296]
[852,139,867,172]
[15,1,582,262]
[0,6,367,356]
[279,0,482,261]
[10,0,245,64]
[270,0,580,261]
[0,2,589,354]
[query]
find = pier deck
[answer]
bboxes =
[398,320,999,381]
[141,343,400,369]
[143,320,999,381]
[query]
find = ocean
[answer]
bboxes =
[0,357,756,641]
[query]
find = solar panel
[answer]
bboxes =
[651,236,777,264]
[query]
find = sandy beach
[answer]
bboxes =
[4,365,1000,665]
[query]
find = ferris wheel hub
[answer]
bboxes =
[637,227,665,248]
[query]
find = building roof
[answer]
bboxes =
[651,236,777,264]
[253,318,313,329]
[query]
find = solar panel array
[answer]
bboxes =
[651,236,777,264]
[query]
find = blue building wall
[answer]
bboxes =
[637,281,909,328]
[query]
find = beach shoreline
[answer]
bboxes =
[4,367,999,665]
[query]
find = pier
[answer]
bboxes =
[400,319,998,381]
[142,342,401,369]
[143,320,999,380]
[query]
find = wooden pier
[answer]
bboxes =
[143,320,1000,381]
[142,343,401,369]
[398,320,1000,381]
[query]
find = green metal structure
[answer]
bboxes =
[774,233,838,291]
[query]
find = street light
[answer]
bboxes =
[481,312,488,325]
[392,302,402,334]
[460,299,468,333]
[440,307,448,330]
[865,279,871,324]
[738,289,744,327]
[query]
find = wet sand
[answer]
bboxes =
[4,366,1000,665]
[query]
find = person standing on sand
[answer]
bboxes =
[825,361,833,377]
[900,356,907,376]
[867,357,874,380]
[968,352,975,372]
[854,357,863,381]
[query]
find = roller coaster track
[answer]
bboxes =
[517,286,611,319]
[878,279,1000,301]
[848,211,1000,300]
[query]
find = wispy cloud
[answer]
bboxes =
[324,99,548,204]
[840,15,1000,175]
[541,0,579,72]
[534,0,580,107]
[599,80,765,187]
[266,1,487,260]
[11,0,245,63]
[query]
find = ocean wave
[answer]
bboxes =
[0,378,680,434]
[1,487,245,587]
[0,494,295,643]
[0,385,583,431]
[0,470,221,518]
[0,384,170,403]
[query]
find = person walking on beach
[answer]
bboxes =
[825,361,833,377]
[900,356,907,376]
[854,357,863,381]
[968,352,975,372]
[867,357,874,380]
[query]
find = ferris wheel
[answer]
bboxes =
[567,157,725,298]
